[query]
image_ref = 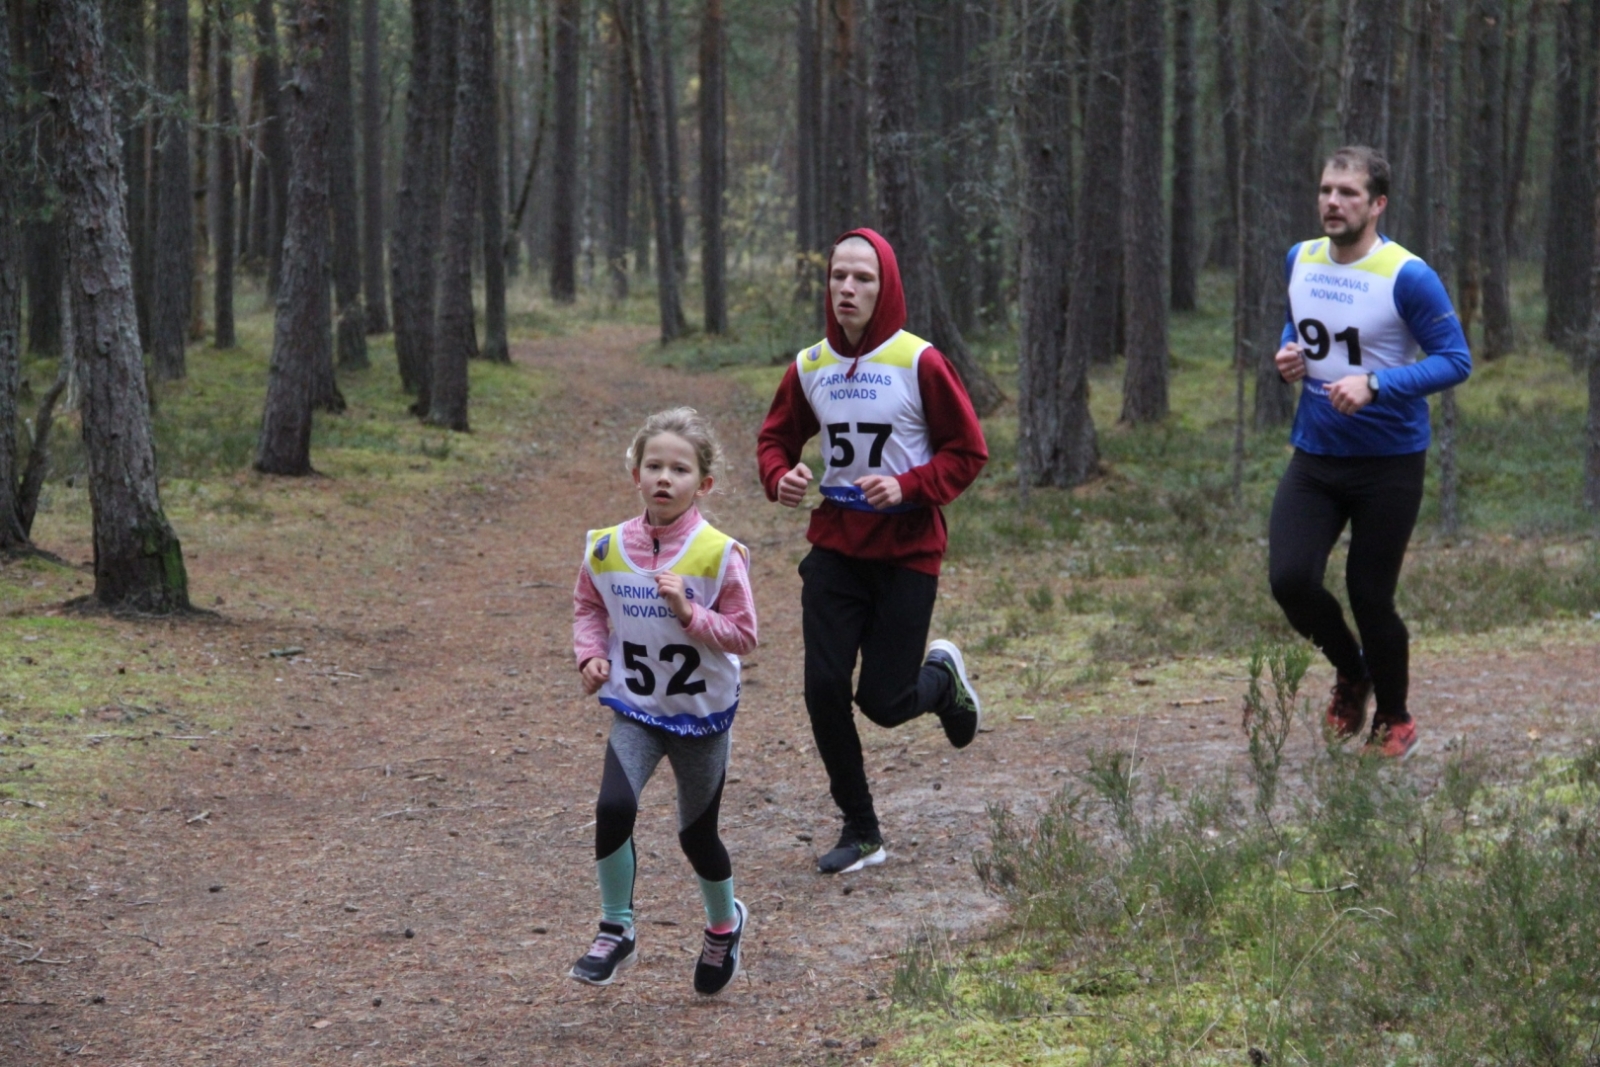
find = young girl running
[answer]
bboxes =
[568,408,758,995]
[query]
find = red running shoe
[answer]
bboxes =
[1366,720,1419,761]
[1324,673,1372,739]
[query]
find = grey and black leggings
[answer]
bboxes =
[1268,448,1427,726]
[595,714,731,882]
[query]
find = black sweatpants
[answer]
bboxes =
[1267,448,1427,726]
[799,547,951,840]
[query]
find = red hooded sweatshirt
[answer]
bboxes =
[756,228,988,576]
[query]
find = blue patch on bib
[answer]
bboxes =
[594,533,611,561]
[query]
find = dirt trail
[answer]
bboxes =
[3,327,1597,1066]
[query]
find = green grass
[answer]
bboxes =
[892,646,1600,1066]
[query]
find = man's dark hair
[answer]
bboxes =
[1324,145,1390,200]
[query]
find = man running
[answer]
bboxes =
[758,228,988,873]
[1270,145,1471,760]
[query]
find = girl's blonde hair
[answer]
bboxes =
[625,407,724,481]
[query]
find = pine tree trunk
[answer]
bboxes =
[868,0,1002,415]
[795,0,822,302]
[550,0,579,302]
[47,0,191,611]
[1427,0,1461,535]
[214,2,238,349]
[479,10,510,365]
[247,63,269,268]
[328,0,368,371]
[1016,0,1096,489]
[257,0,290,298]
[1338,0,1392,150]
[193,8,211,343]
[1120,0,1168,423]
[1587,0,1600,510]
[699,0,726,335]
[1208,0,1241,269]
[1503,0,1542,246]
[1073,0,1124,368]
[429,0,491,432]
[1546,0,1590,347]
[604,5,633,302]
[658,0,686,283]
[625,0,687,341]
[1476,0,1513,359]
[1169,0,1197,313]
[0,20,25,551]
[20,3,62,359]
[257,0,335,475]
[151,0,192,379]
[1246,0,1297,429]
[361,0,390,334]
[822,0,864,239]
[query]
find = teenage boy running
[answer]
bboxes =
[758,228,988,874]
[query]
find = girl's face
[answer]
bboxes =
[632,432,712,526]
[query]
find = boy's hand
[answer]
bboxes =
[580,657,610,695]
[656,571,692,623]
[854,474,903,510]
[777,463,813,507]
[1274,341,1307,383]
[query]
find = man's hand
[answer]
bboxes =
[1325,374,1376,415]
[580,656,610,695]
[1274,341,1308,383]
[655,571,692,623]
[853,474,903,510]
[777,462,813,508]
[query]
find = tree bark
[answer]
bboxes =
[361,0,390,334]
[1426,0,1460,535]
[256,0,290,298]
[623,0,687,341]
[0,18,25,551]
[257,0,336,475]
[1475,0,1513,359]
[479,4,509,364]
[429,0,492,431]
[1245,0,1298,429]
[658,0,686,282]
[192,7,211,343]
[1169,0,1197,312]
[699,0,726,334]
[795,0,822,302]
[150,0,193,380]
[1588,0,1600,510]
[1503,0,1542,246]
[1338,0,1392,151]
[822,0,865,240]
[1120,0,1168,423]
[604,3,633,301]
[868,0,1002,415]
[1545,0,1590,347]
[1070,0,1124,371]
[328,0,367,371]
[1016,0,1096,489]
[20,0,62,360]
[1207,0,1241,269]
[213,0,237,349]
[47,0,191,611]
[550,0,579,302]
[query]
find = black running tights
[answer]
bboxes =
[1268,448,1427,725]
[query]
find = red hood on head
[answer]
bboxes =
[826,228,907,358]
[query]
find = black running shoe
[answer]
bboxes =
[817,831,887,874]
[568,922,637,985]
[926,639,981,748]
[693,899,748,995]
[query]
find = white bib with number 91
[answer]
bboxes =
[1286,238,1422,384]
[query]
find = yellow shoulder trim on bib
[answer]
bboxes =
[1346,240,1416,279]
[586,526,631,574]
[675,525,734,579]
[798,342,843,374]
[870,330,930,369]
[1298,239,1333,266]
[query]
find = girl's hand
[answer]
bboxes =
[580,656,610,695]
[656,571,692,623]
[777,463,812,507]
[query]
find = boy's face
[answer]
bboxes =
[829,239,881,345]
[632,431,712,527]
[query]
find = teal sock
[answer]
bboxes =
[699,876,736,933]
[597,839,636,929]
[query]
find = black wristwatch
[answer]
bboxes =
[1366,372,1380,397]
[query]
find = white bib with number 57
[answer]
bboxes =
[1287,238,1422,384]
[796,329,933,514]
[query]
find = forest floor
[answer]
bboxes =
[2,326,1597,1066]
